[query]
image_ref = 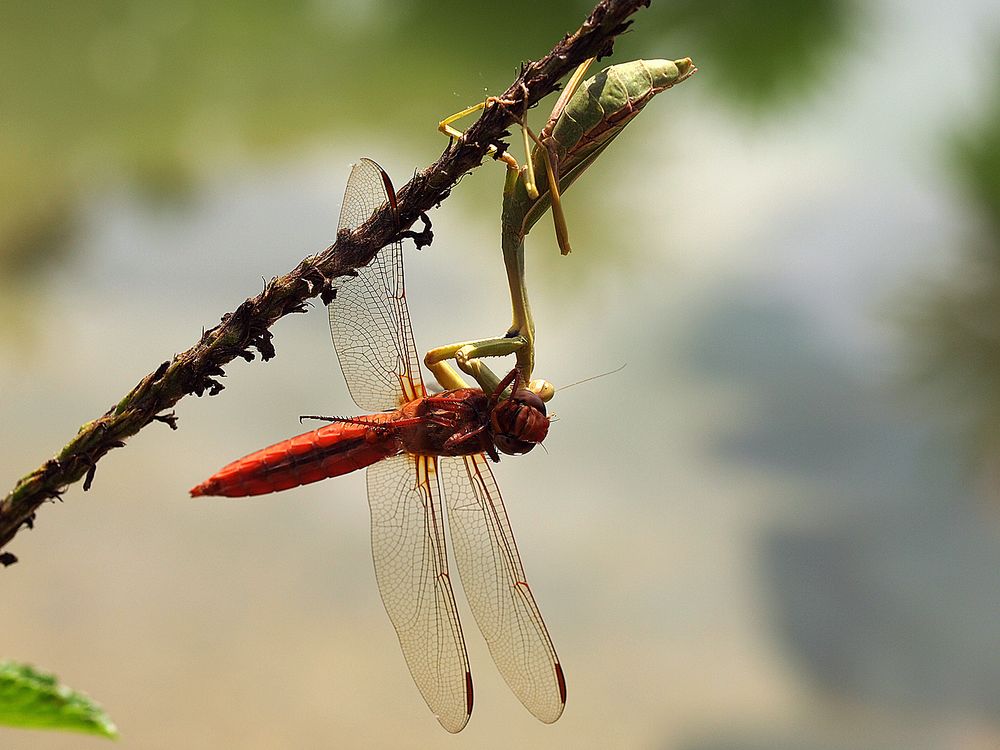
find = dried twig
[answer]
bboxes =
[0,0,652,559]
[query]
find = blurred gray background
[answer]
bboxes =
[3,1,1000,748]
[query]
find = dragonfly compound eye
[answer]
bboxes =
[492,389,550,455]
[516,389,547,415]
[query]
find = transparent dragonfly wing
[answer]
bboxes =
[441,454,566,723]
[329,158,425,411]
[330,160,471,730]
[367,454,472,733]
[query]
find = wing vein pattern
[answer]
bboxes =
[329,158,424,412]
[442,454,565,723]
[330,160,469,731]
[367,454,472,733]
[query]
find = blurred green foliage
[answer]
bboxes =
[903,43,1000,459]
[0,661,117,738]
[0,1,862,284]
[656,0,858,111]
[951,55,1000,233]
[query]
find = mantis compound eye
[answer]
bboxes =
[527,378,556,403]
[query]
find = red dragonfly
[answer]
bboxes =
[191,159,565,732]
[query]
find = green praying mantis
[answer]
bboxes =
[424,56,696,400]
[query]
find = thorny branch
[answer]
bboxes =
[0,0,652,562]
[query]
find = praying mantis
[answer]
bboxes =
[424,57,696,401]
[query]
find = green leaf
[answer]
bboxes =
[0,661,118,739]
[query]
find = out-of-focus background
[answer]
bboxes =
[3,1,1000,748]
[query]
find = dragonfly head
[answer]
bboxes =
[492,388,550,455]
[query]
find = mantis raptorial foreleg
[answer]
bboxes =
[425,337,524,392]
[424,334,553,402]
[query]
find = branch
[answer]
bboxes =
[0,0,651,561]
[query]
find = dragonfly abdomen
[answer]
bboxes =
[190,419,399,498]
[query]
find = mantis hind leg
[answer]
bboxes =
[439,99,520,170]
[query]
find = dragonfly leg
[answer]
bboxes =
[443,423,487,451]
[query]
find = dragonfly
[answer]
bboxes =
[190,158,565,733]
